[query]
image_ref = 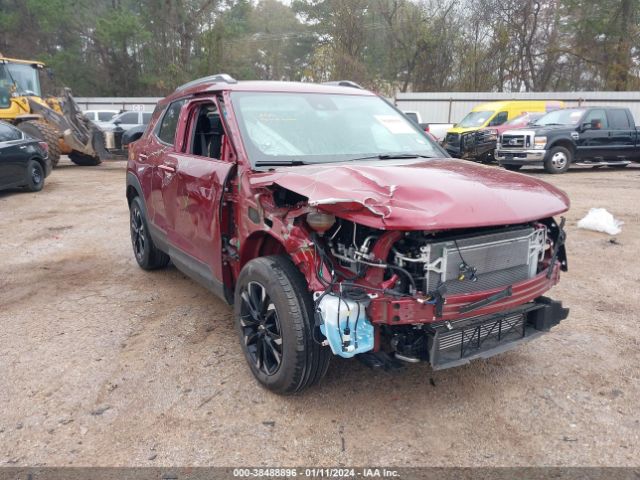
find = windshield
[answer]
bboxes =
[230,92,444,166]
[0,62,41,97]
[505,112,543,127]
[458,110,494,128]
[534,109,585,126]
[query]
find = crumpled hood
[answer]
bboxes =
[250,159,570,230]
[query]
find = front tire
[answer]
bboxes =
[234,255,330,394]
[24,159,45,192]
[503,164,522,171]
[544,146,571,174]
[129,196,169,270]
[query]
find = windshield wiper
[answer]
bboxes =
[254,160,306,167]
[539,123,565,126]
[348,153,433,162]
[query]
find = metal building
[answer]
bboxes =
[395,91,640,124]
[76,97,162,113]
[77,91,640,125]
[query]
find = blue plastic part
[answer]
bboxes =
[318,294,374,358]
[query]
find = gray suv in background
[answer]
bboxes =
[106,111,153,131]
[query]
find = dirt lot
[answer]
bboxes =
[1,158,639,467]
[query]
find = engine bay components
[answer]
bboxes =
[324,219,548,298]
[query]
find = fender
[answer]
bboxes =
[547,135,577,154]
[125,172,145,211]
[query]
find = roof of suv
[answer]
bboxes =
[162,79,375,105]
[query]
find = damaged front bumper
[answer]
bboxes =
[427,296,568,370]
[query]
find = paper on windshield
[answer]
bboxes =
[375,115,415,134]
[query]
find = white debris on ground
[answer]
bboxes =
[577,208,624,235]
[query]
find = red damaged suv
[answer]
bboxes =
[126,75,569,394]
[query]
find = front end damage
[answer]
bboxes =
[242,160,569,370]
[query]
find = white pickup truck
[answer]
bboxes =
[402,111,452,143]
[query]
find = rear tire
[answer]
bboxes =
[503,164,522,171]
[544,146,571,174]
[17,120,61,167]
[129,196,169,270]
[69,151,102,166]
[24,159,45,192]
[234,255,331,394]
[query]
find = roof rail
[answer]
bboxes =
[176,73,237,92]
[323,80,363,89]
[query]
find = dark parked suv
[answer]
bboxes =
[126,75,569,394]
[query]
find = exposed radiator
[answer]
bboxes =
[422,227,546,295]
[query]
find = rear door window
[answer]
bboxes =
[607,109,631,129]
[157,100,186,146]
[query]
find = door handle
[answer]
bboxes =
[158,164,176,173]
[19,145,27,149]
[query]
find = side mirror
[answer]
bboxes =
[122,125,146,146]
[113,119,121,125]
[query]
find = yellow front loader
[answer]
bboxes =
[0,55,110,166]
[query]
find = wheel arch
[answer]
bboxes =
[126,172,144,207]
[29,155,47,173]
[548,138,576,156]
[239,231,287,270]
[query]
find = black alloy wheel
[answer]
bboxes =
[239,281,283,376]
[130,204,146,263]
[234,255,330,394]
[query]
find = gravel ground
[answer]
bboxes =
[0,158,639,467]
